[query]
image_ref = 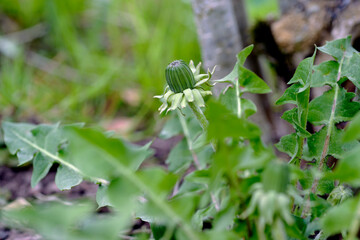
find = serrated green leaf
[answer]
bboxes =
[342,52,360,89]
[206,101,261,140]
[2,122,85,189]
[318,36,356,61]
[308,87,360,125]
[275,133,297,157]
[55,165,83,190]
[304,126,359,161]
[311,61,339,87]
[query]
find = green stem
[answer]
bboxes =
[176,109,220,211]
[311,56,344,194]
[235,79,242,118]
[188,101,209,130]
[188,101,216,151]
[177,110,201,169]
[291,87,310,165]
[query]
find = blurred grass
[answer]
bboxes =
[0,0,278,139]
[0,0,200,138]
[245,0,279,23]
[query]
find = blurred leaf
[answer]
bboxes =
[159,115,182,139]
[2,122,83,190]
[321,195,360,236]
[329,147,360,187]
[206,101,261,140]
[2,201,122,240]
[343,112,360,142]
[219,87,257,118]
[275,133,297,158]
[65,127,152,180]
[55,165,83,190]
[166,139,193,173]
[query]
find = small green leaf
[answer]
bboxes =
[318,36,356,61]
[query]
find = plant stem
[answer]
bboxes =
[188,101,216,151]
[177,110,201,169]
[176,109,220,211]
[235,79,242,118]
[188,101,209,130]
[311,56,344,194]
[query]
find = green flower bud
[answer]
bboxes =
[165,60,196,93]
[262,162,289,193]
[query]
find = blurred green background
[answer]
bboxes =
[0,0,278,139]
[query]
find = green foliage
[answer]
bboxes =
[0,0,200,133]
[2,37,360,240]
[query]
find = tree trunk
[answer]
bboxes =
[191,0,242,96]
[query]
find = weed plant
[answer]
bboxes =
[1,37,360,239]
